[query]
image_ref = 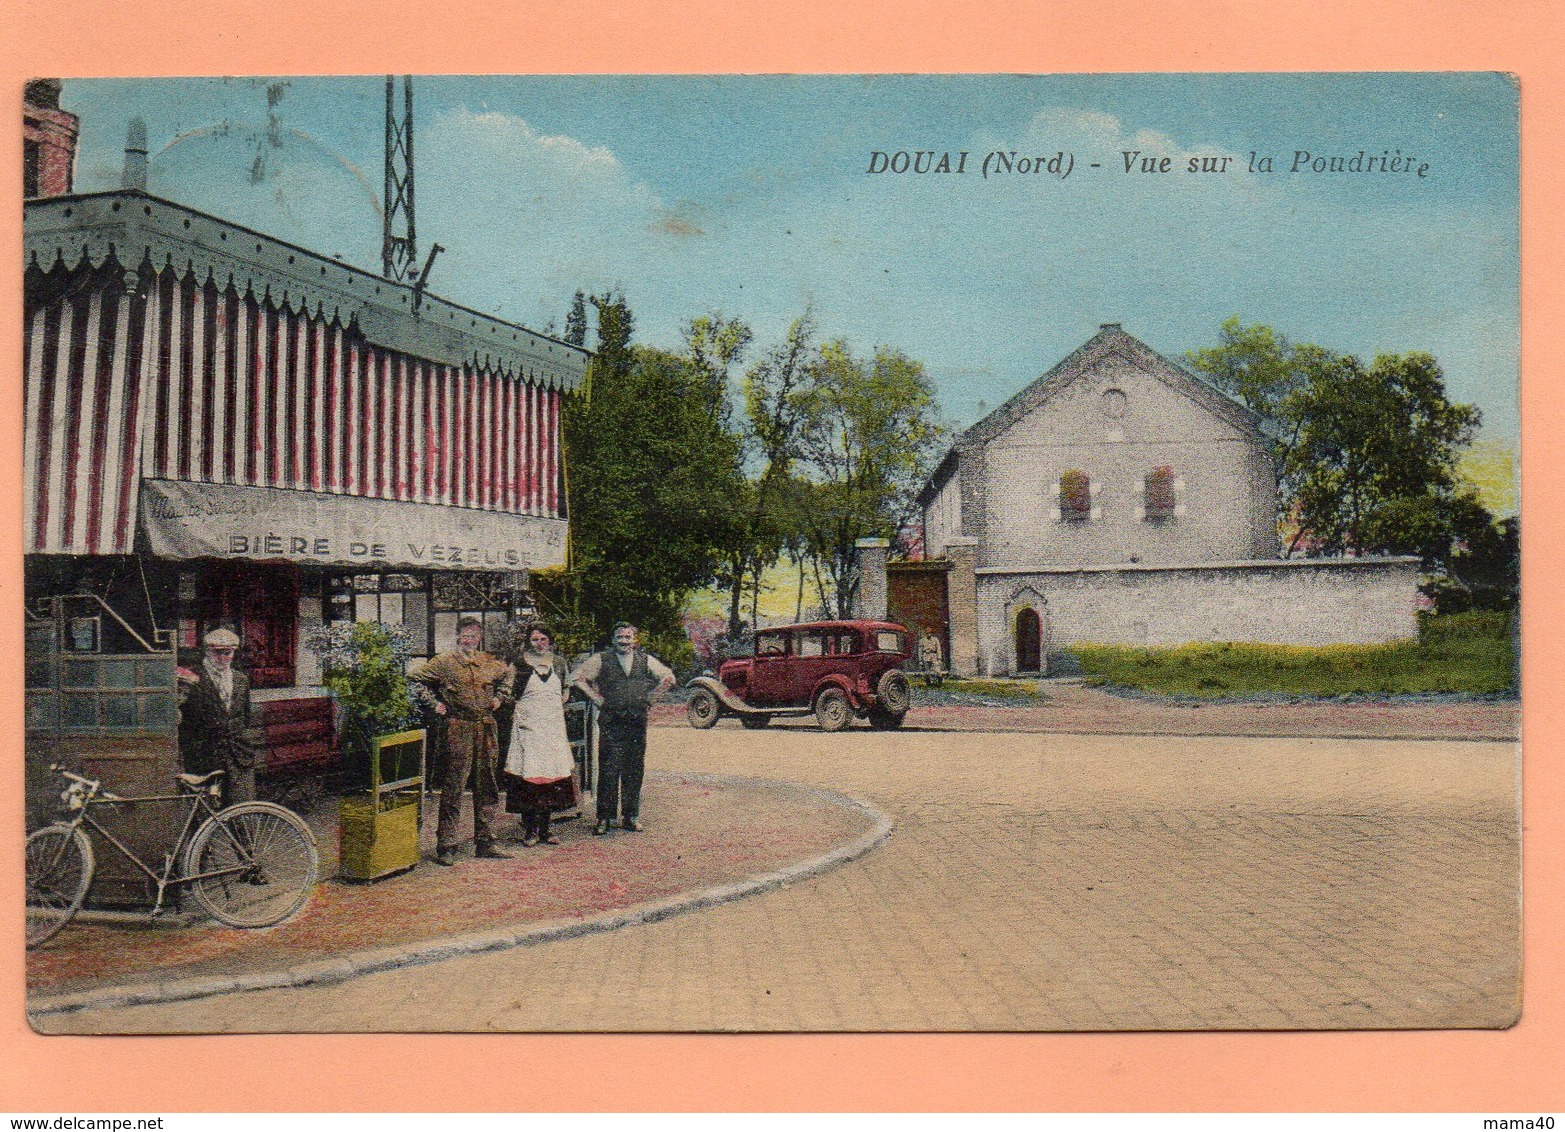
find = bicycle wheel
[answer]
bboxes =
[182,802,319,928]
[26,825,93,948]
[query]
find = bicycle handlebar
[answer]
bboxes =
[49,764,120,802]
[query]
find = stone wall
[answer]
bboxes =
[971,558,1421,675]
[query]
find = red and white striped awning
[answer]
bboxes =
[24,196,587,564]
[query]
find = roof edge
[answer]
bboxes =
[24,191,591,389]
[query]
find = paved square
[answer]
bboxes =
[37,726,1520,1033]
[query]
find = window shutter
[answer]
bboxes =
[1059,470,1091,521]
[1145,466,1177,520]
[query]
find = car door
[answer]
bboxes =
[747,630,791,706]
[790,628,836,704]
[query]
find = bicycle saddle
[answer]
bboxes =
[176,770,226,789]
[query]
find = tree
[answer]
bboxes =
[1187,319,1504,612]
[1280,350,1480,558]
[713,313,816,637]
[1185,316,1317,423]
[563,291,588,348]
[545,292,746,662]
[794,340,949,616]
[1186,316,1337,539]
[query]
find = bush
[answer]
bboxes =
[1071,617,1515,699]
[1418,608,1513,644]
[304,621,417,737]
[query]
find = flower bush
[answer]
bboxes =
[304,622,420,744]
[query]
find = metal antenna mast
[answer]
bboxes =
[382,75,417,282]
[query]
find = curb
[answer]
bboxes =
[28,774,893,1019]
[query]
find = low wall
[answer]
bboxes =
[972,557,1421,676]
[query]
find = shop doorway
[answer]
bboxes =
[181,562,300,688]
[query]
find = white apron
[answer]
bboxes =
[504,665,575,781]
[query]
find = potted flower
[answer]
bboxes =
[306,622,426,880]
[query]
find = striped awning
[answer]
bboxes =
[24,199,585,562]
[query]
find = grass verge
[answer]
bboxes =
[1070,611,1515,698]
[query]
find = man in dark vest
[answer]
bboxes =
[177,627,260,807]
[571,622,675,835]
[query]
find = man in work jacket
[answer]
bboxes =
[412,617,516,866]
[571,622,675,835]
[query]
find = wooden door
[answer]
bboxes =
[193,562,300,688]
[1015,607,1042,673]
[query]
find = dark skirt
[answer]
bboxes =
[503,773,578,814]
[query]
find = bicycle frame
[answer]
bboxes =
[53,775,256,919]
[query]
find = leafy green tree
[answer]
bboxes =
[563,290,588,348]
[1281,349,1480,557]
[545,292,745,661]
[714,313,816,637]
[1188,319,1506,611]
[794,340,948,616]
[685,312,753,430]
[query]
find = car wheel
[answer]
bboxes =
[876,669,912,714]
[814,687,852,732]
[867,707,905,730]
[686,688,721,729]
[740,714,772,729]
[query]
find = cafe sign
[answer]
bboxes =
[139,480,566,570]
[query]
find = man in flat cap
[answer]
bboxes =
[412,617,515,866]
[177,627,261,808]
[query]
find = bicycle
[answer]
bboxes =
[25,763,320,949]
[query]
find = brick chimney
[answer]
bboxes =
[122,116,148,191]
[23,79,79,198]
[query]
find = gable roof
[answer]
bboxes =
[965,323,1265,447]
[918,324,1268,507]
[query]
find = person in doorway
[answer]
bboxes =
[919,632,946,686]
[503,624,577,846]
[571,622,675,835]
[177,627,261,807]
[411,617,515,866]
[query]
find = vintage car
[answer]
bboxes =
[686,620,914,732]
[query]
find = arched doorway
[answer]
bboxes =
[1014,607,1042,673]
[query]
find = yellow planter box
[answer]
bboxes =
[338,794,421,880]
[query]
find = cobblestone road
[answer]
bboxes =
[40,724,1520,1033]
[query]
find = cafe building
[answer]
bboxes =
[23,171,589,890]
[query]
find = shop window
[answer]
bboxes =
[1055,469,1096,522]
[328,572,435,659]
[430,571,515,657]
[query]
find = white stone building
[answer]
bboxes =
[886,324,1419,676]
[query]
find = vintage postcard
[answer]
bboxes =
[21,72,1519,1036]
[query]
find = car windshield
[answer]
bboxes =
[721,637,755,659]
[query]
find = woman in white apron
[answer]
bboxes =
[503,625,578,845]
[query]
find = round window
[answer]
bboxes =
[1102,388,1128,419]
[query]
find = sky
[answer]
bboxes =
[59,74,1519,441]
